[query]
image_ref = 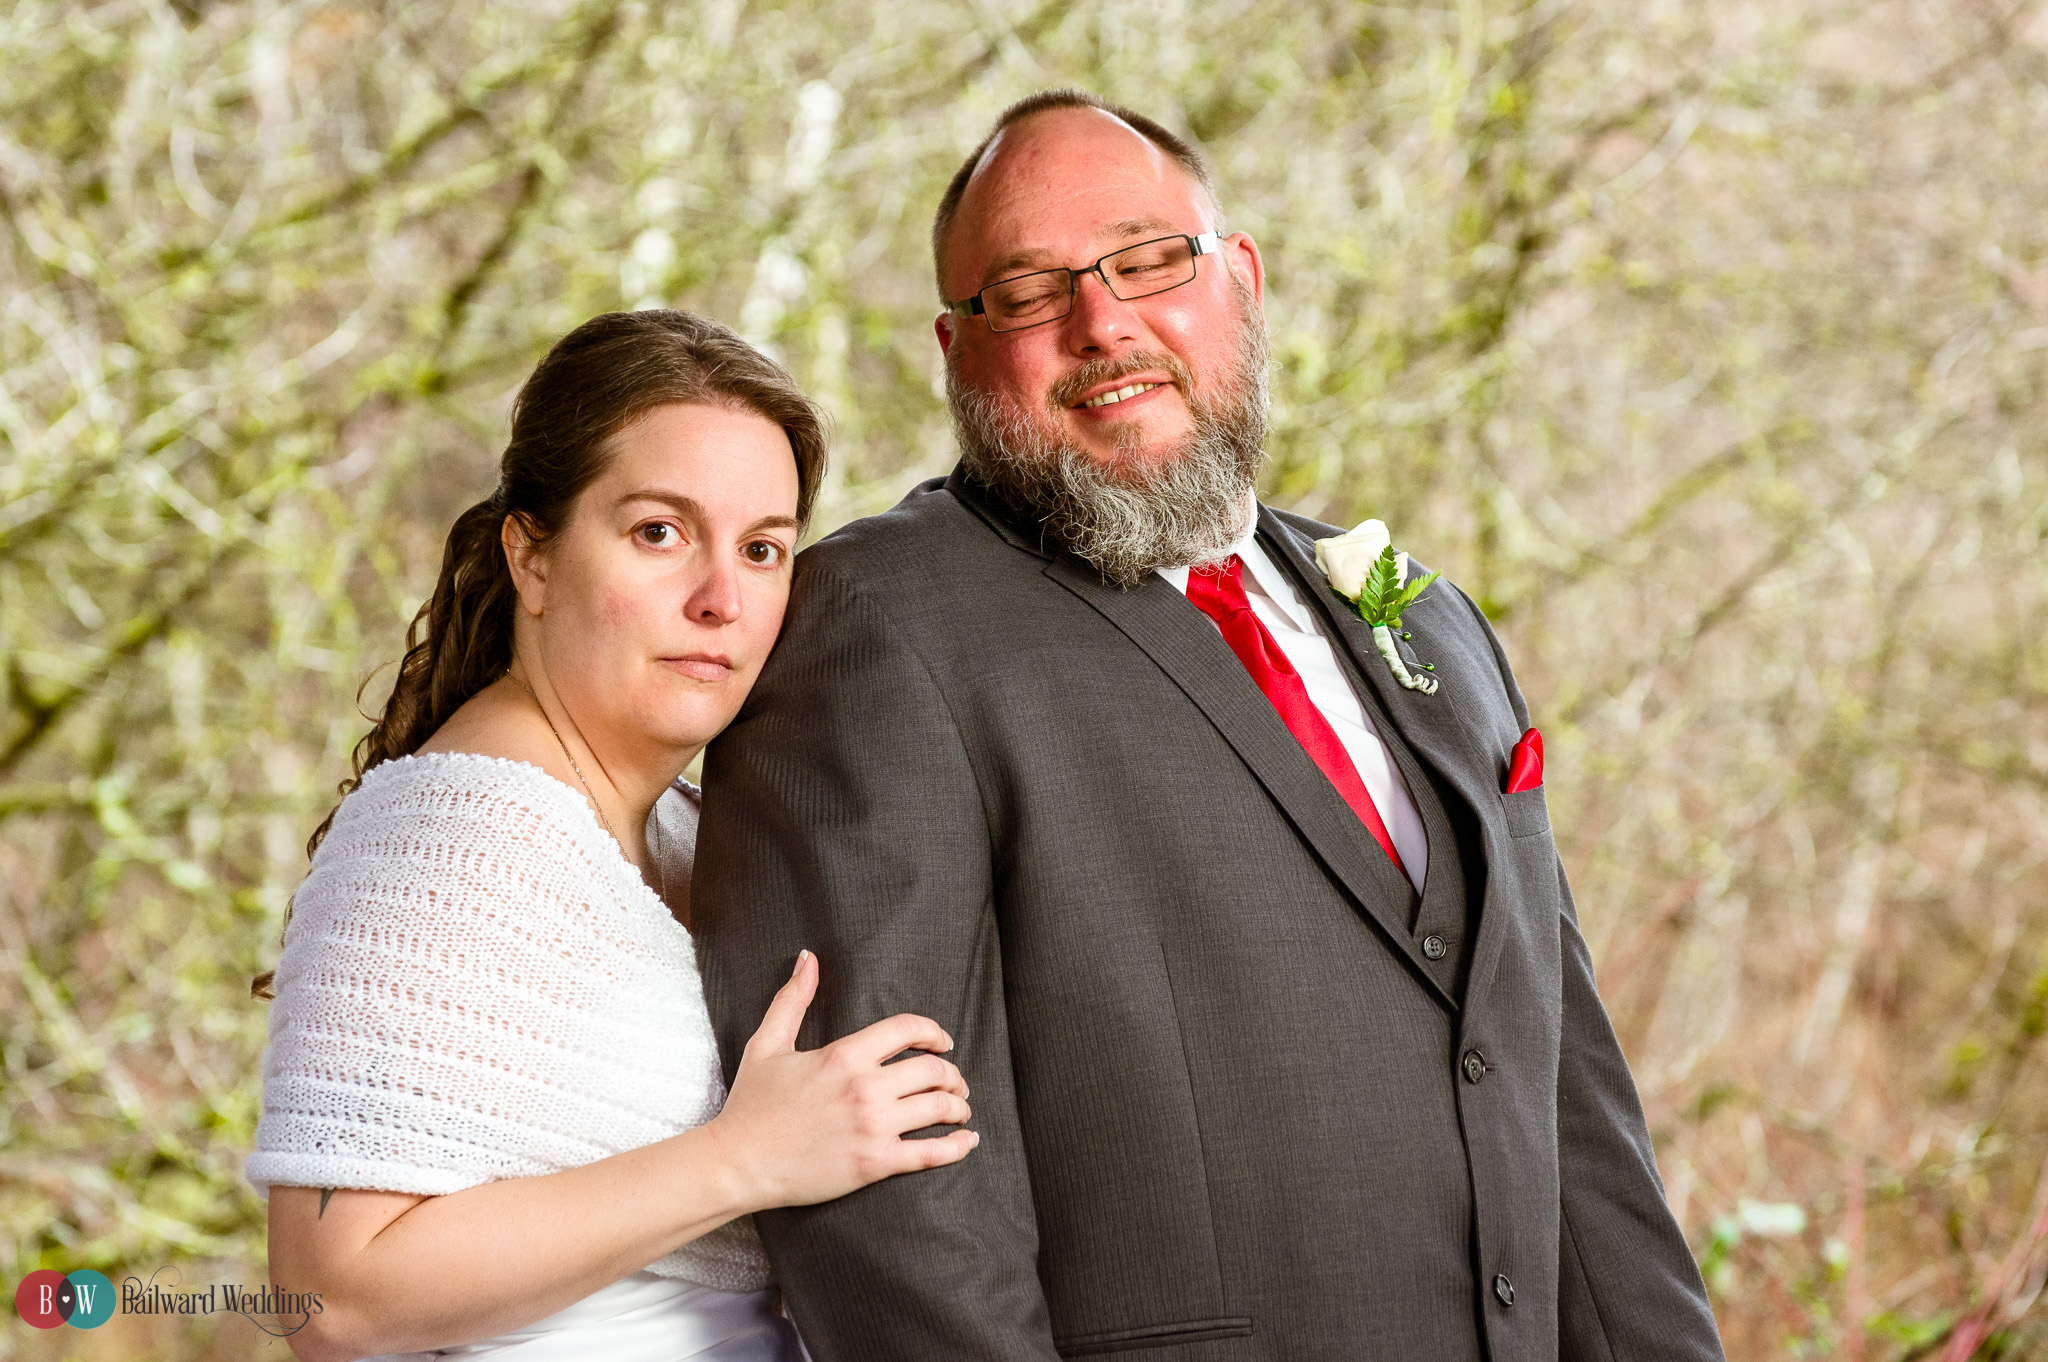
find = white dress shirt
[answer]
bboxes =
[1159,510,1429,890]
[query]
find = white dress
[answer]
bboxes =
[247,752,801,1361]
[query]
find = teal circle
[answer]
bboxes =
[64,1271,114,1329]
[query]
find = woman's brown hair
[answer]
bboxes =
[253,310,826,997]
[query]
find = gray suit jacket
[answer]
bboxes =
[692,468,1723,1361]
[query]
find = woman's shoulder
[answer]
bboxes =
[301,752,650,933]
[330,750,605,850]
[279,752,693,1000]
[352,747,581,798]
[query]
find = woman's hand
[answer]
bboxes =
[704,950,977,1210]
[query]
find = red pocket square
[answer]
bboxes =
[1505,728,1544,793]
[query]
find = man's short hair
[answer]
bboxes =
[930,89,1223,299]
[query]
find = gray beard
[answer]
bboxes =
[946,300,1271,588]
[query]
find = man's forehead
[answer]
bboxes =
[968,107,1174,187]
[950,111,1206,286]
[980,215,1183,279]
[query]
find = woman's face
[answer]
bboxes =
[514,402,802,759]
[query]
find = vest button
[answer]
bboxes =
[1495,1273,1515,1306]
[1462,1050,1488,1084]
[1422,934,1448,960]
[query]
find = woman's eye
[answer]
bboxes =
[636,522,682,547]
[742,540,785,566]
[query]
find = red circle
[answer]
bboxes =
[14,1269,67,1328]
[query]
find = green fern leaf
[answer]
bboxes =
[1382,569,1441,628]
[1358,545,1403,622]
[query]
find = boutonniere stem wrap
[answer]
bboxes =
[1314,520,1442,695]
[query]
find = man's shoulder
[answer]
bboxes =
[802,477,973,564]
[797,473,1038,587]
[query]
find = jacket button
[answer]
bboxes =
[1495,1273,1515,1307]
[1422,934,1448,960]
[1462,1050,1487,1084]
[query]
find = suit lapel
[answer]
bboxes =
[1259,511,1522,1017]
[1257,511,1495,818]
[1041,553,1456,1012]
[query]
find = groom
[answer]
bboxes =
[691,90,1723,1361]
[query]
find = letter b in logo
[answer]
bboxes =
[15,1270,65,1329]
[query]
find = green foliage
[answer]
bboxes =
[1867,1308,1955,1349]
[1348,546,1441,630]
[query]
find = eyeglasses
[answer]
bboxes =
[947,232,1222,333]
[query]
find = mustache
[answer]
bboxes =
[1046,350,1194,412]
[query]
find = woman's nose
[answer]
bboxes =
[686,558,744,624]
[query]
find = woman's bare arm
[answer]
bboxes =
[267,952,974,1362]
[268,1125,746,1362]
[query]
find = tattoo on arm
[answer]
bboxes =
[319,1188,335,1219]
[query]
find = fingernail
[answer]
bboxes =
[792,949,811,977]
[970,1131,981,1148]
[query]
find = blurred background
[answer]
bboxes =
[3,0,2046,1357]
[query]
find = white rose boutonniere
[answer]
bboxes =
[1314,519,1442,695]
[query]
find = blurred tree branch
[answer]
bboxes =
[2,3,2044,1356]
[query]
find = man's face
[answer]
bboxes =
[935,107,1267,473]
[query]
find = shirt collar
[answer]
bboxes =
[1155,494,1318,634]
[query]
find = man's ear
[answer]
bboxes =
[502,514,548,617]
[1225,231,1266,308]
[934,311,956,355]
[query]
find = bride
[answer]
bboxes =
[247,310,976,1361]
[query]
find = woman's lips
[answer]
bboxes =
[664,654,733,682]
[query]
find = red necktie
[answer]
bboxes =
[1186,556,1409,883]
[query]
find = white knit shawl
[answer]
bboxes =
[246,752,769,1294]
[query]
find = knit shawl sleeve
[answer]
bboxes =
[245,752,769,1293]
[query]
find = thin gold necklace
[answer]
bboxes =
[505,670,621,847]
